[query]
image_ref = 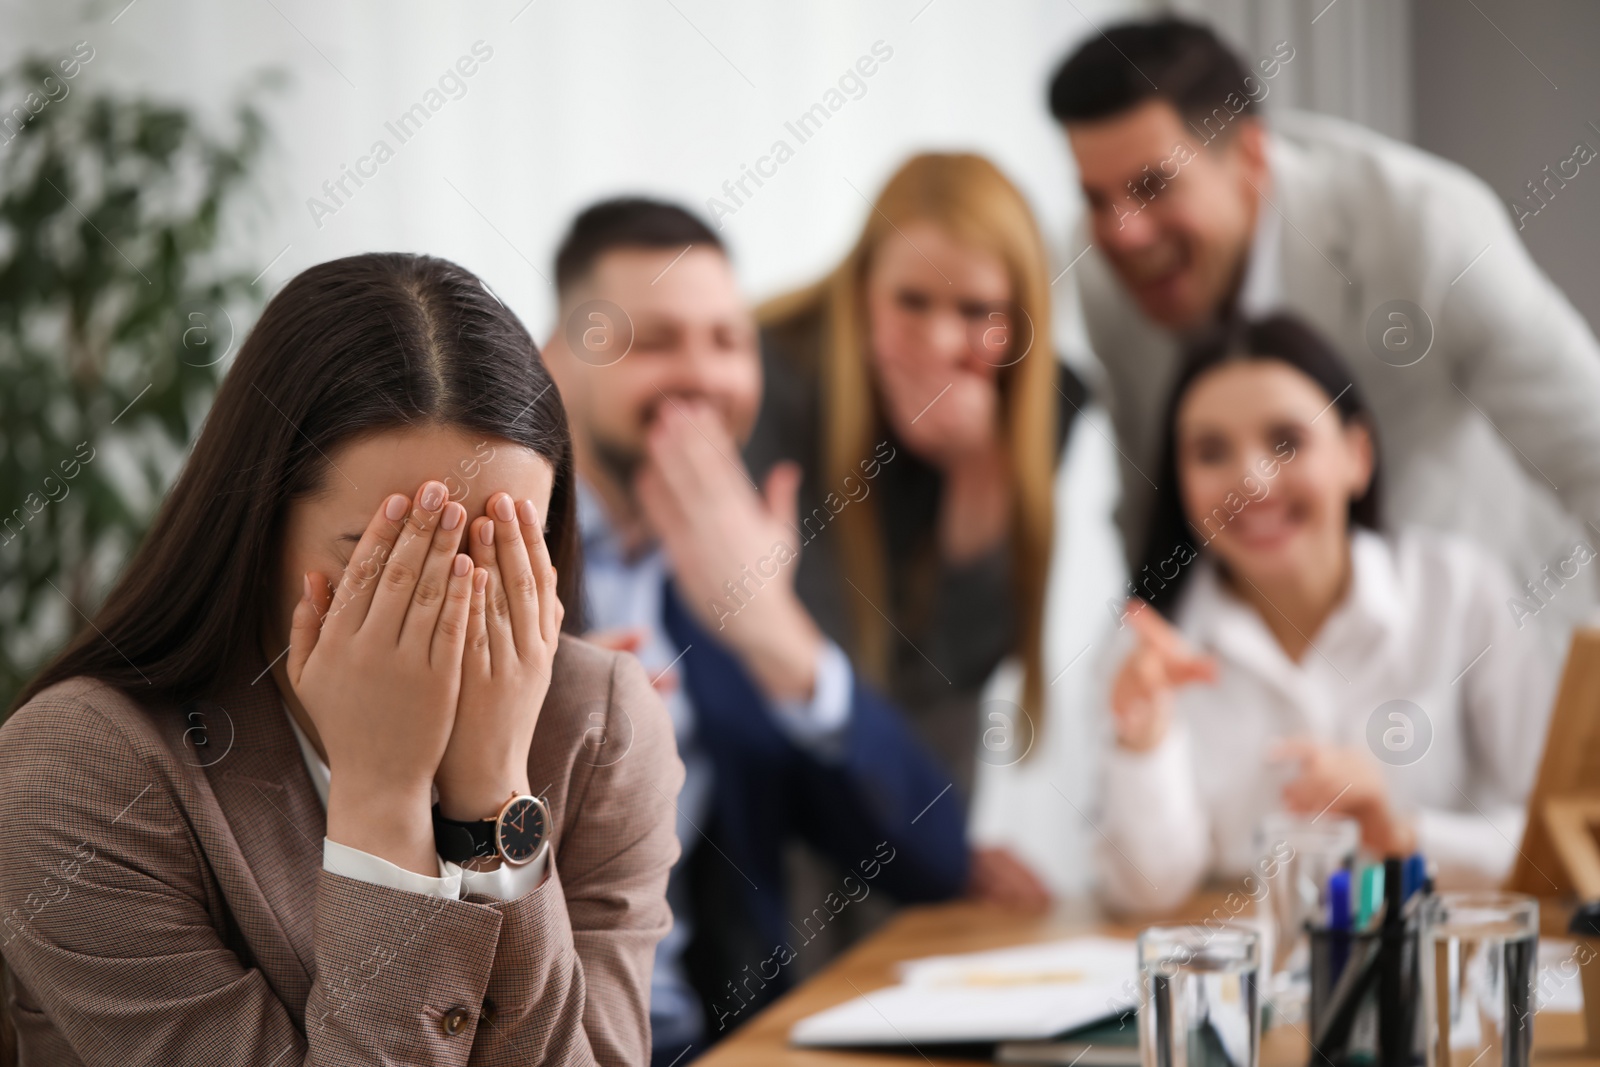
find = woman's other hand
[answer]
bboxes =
[435,492,563,830]
[967,844,1053,914]
[1273,739,1418,857]
[287,481,473,874]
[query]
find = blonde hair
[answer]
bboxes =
[760,152,1058,744]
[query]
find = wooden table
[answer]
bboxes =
[695,897,1593,1067]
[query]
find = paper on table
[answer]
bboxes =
[789,937,1138,1048]
[897,935,1136,988]
[1539,939,1587,1013]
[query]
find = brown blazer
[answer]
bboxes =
[0,635,683,1066]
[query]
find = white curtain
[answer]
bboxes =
[1166,0,1413,140]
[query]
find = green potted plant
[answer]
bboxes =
[0,53,270,713]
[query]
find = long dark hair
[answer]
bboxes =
[1134,313,1381,618]
[15,252,581,711]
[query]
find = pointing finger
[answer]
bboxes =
[1125,599,1187,655]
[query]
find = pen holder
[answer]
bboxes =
[1305,908,1423,1067]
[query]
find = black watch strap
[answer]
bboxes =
[432,794,549,867]
[432,804,497,865]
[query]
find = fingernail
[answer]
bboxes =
[441,502,463,530]
[453,553,471,577]
[493,494,515,523]
[517,499,537,526]
[384,494,409,521]
[303,574,312,601]
[420,482,445,511]
[473,567,488,592]
[478,520,494,546]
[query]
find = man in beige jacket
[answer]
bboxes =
[1050,18,1600,646]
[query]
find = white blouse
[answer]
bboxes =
[1095,528,1559,914]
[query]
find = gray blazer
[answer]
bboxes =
[749,310,1085,796]
[1078,109,1600,643]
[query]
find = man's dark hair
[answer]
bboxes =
[1048,17,1255,127]
[553,197,723,294]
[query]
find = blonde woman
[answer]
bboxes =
[750,153,1080,908]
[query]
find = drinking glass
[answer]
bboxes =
[1421,892,1538,1067]
[1138,923,1261,1067]
[1256,813,1360,977]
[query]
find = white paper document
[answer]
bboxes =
[790,936,1139,1047]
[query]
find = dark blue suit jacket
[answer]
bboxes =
[661,582,969,1031]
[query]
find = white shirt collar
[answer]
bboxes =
[1343,528,1407,639]
[1178,528,1403,684]
[285,703,331,809]
[1236,181,1285,317]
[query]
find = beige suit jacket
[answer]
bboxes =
[0,635,683,1066]
[1079,110,1600,644]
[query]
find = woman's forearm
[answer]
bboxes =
[1096,728,1210,912]
[325,778,438,879]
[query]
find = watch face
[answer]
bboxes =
[496,796,547,865]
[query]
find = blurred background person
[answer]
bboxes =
[753,153,1081,799]
[1048,17,1600,664]
[752,152,1078,931]
[542,198,992,1064]
[5,4,1598,1011]
[1096,316,1557,914]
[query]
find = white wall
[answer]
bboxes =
[5,0,1145,895]
[5,0,1150,334]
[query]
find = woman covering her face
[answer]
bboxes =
[1095,314,1557,914]
[0,253,681,1064]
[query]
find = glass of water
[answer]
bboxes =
[1421,892,1538,1067]
[1138,923,1261,1067]
[1257,814,1360,976]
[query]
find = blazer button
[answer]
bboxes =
[442,1007,472,1036]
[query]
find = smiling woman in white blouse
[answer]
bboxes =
[1095,314,1559,915]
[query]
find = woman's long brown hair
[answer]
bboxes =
[14,253,581,712]
[759,153,1058,744]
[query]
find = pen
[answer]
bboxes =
[1378,857,1406,1067]
[1328,868,1352,984]
[1357,864,1385,930]
[1402,853,1426,901]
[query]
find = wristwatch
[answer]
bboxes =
[432,793,551,867]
